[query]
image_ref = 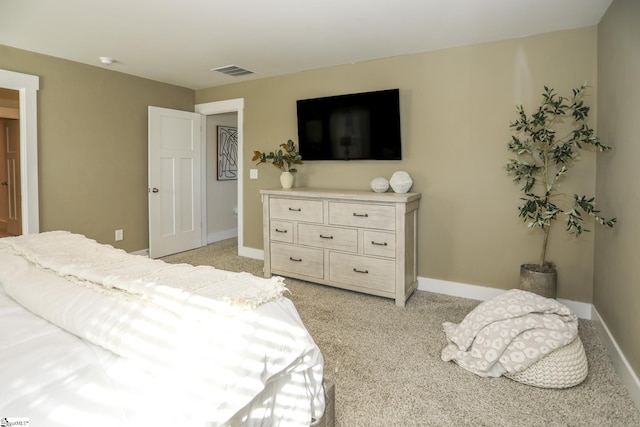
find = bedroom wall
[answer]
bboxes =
[0,44,195,252]
[196,27,599,303]
[595,0,640,382]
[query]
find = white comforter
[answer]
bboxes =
[0,231,288,317]
[0,235,324,426]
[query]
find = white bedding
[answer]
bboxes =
[0,231,288,316]
[0,234,324,426]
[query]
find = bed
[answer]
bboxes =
[0,231,328,426]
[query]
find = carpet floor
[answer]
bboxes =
[162,239,640,427]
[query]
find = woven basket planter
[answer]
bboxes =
[505,337,588,388]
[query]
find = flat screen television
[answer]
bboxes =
[296,89,401,161]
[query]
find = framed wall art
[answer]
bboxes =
[217,125,238,181]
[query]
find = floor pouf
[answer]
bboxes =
[505,337,588,388]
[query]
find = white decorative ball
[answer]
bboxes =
[389,171,413,193]
[370,176,390,193]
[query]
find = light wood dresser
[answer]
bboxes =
[260,188,420,306]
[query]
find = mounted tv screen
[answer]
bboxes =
[296,89,401,161]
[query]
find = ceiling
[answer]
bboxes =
[1,0,613,90]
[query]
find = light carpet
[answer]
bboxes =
[162,239,640,427]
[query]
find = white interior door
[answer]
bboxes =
[0,120,8,223]
[148,106,203,258]
[4,119,21,235]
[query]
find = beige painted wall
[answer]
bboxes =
[197,27,599,302]
[595,0,640,379]
[0,45,195,251]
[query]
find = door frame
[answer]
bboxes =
[0,69,39,235]
[196,98,259,259]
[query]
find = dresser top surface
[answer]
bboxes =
[260,187,421,203]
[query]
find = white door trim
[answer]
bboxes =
[0,69,39,234]
[195,99,252,257]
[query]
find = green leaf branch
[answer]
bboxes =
[252,139,303,173]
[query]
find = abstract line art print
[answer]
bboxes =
[217,125,238,181]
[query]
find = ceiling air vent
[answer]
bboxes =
[211,65,254,76]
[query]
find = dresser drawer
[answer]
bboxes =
[270,198,323,223]
[329,202,395,231]
[298,224,357,252]
[270,243,324,279]
[329,252,395,292]
[363,230,396,258]
[270,220,293,243]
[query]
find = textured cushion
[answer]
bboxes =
[505,337,588,388]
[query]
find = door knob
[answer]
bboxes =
[0,182,7,186]
[152,187,159,193]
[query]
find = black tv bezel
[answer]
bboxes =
[296,88,402,161]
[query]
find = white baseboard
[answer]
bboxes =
[130,248,149,257]
[417,277,593,319]
[239,246,263,260]
[418,276,504,302]
[591,306,640,410]
[207,228,238,244]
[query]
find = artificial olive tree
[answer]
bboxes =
[507,85,616,271]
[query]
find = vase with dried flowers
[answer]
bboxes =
[252,139,303,189]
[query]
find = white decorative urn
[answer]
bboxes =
[370,176,390,193]
[389,171,413,193]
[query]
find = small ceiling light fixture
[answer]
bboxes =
[99,57,114,65]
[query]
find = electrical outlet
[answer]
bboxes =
[115,229,123,241]
[250,169,258,179]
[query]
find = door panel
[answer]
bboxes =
[0,119,8,223]
[179,157,195,232]
[148,106,202,258]
[5,119,21,235]
[159,157,176,236]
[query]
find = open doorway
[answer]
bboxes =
[0,88,21,238]
[196,99,260,260]
[148,101,245,258]
[0,69,40,236]
[206,112,238,244]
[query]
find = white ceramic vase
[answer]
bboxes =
[370,176,390,193]
[389,171,413,193]
[280,171,294,189]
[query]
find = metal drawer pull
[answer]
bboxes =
[352,213,369,217]
[275,228,288,233]
[288,207,302,212]
[319,234,334,239]
[353,268,369,274]
[371,241,388,246]
[289,257,302,262]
